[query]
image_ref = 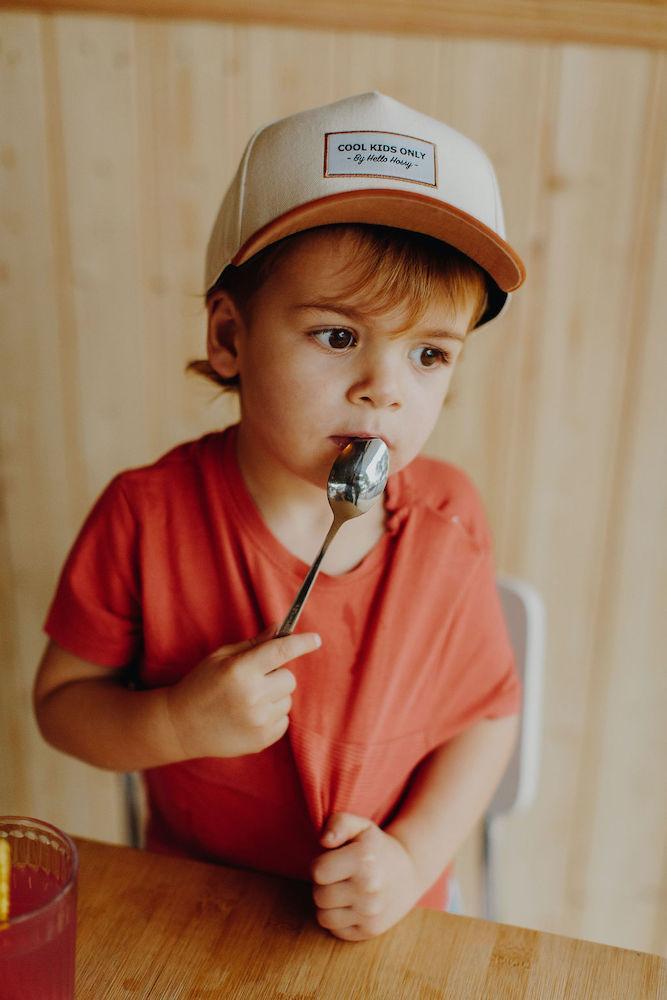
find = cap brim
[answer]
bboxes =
[233,188,526,302]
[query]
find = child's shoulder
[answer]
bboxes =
[402,453,493,551]
[107,430,225,502]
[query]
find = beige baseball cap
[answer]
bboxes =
[205,91,526,327]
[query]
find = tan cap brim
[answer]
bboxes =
[232,188,526,294]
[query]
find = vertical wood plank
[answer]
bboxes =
[489,43,662,954]
[133,17,239,455]
[0,11,124,838]
[50,13,150,490]
[424,36,555,556]
[565,50,667,955]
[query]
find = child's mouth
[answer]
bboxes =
[330,434,388,452]
[329,431,391,451]
[331,436,354,451]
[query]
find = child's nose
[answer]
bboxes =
[346,357,402,410]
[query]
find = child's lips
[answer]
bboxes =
[331,436,353,451]
[330,434,390,451]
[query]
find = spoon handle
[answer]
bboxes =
[276,517,342,637]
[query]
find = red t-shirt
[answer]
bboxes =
[44,423,520,909]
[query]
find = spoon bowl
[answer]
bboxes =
[276,438,390,636]
[327,437,389,516]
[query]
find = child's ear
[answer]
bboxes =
[206,290,245,379]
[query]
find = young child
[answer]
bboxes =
[34,91,526,941]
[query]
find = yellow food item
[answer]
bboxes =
[0,838,10,924]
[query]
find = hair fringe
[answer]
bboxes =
[187,224,489,393]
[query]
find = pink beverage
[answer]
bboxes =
[0,817,78,1000]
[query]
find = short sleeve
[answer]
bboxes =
[428,539,522,747]
[404,459,523,745]
[44,475,142,667]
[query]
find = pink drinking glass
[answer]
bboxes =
[0,816,78,1000]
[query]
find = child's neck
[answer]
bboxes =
[273,499,387,576]
[236,441,387,576]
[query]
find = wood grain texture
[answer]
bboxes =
[1,5,666,963]
[569,51,667,956]
[432,40,667,957]
[74,838,667,999]
[3,0,667,49]
[0,11,126,840]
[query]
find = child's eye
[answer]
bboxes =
[409,345,451,370]
[311,328,357,351]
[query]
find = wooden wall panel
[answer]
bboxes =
[451,44,667,956]
[0,13,126,840]
[455,39,656,933]
[5,0,667,49]
[1,9,665,957]
[568,55,667,955]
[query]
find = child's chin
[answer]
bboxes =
[299,461,330,492]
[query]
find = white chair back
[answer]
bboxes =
[490,575,546,819]
[478,575,545,920]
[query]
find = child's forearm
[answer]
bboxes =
[35,679,182,772]
[386,714,520,893]
[35,629,322,771]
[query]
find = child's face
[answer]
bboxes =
[208,230,476,493]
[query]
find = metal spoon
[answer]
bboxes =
[276,438,390,636]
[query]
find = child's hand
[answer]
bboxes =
[163,625,321,760]
[311,812,424,941]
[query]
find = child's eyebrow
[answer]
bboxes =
[420,329,466,343]
[291,300,366,321]
[291,301,465,342]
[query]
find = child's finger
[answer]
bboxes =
[316,905,358,932]
[312,878,355,911]
[265,695,292,724]
[311,842,360,886]
[264,667,297,702]
[210,622,282,661]
[321,812,374,848]
[252,622,282,643]
[210,624,277,661]
[253,632,322,675]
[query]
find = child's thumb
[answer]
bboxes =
[214,623,280,659]
[253,622,282,643]
[320,812,373,848]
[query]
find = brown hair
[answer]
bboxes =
[187,223,489,391]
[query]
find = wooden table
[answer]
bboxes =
[74,838,666,998]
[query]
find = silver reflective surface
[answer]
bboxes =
[327,438,389,515]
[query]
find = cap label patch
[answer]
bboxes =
[324,131,436,186]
